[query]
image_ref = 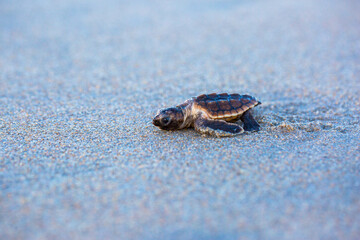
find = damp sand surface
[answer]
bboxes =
[1,0,359,239]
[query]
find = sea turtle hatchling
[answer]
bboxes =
[153,93,261,137]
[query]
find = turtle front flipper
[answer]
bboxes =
[194,117,244,137]
[240,111,260,132]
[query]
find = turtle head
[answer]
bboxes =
[153,107,184,131]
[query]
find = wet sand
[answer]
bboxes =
[1,0,359,239]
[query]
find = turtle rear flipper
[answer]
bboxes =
[240,111,260,132]
[194,117,244,137]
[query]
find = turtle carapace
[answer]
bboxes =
[153,93,261,137]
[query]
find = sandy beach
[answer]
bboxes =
[1,0,359,239]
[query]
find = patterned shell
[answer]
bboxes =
[194,93,261,121]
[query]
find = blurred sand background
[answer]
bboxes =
[1,0,359,239]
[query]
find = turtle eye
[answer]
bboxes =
[162,117,171,125]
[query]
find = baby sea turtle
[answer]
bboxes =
[153,93,261,137]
